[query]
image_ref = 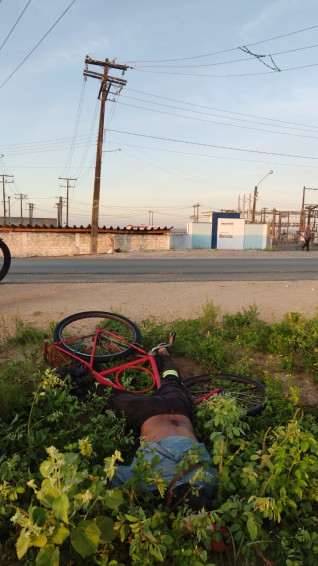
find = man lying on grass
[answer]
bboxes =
[107,347,217,511]
[58,348,229,551]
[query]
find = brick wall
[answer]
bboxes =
[0,230,171,257]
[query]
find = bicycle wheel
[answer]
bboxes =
[53,311,142,363]
[183,374,266,416]
[0,239,11,282]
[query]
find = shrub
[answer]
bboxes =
[0,310,318,565]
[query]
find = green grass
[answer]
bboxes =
[0,305,317,566]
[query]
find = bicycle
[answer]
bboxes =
[44,311,266,416]
[294,231,305,250]
[0,238,11,282]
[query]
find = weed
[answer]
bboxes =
[0,312,318,565]
[5,316,50,346]
[222,305,270,351]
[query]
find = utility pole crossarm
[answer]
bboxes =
[83,71,127,87]
[83,70,104,80]
[85,57,132,71]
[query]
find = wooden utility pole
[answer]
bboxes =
[15,193,28,225]
[148,210,154,225]
[8,195,11,224]
[286,211,290,240]
[1,174,14,225]
[28,203,35,226]
[278,212,282,239]
[55,197,65,227]
[84,57,129,253]
[251,171,273,223]
[251,186,258,223]
[300,187,306,231]
[272,208,276,239]
[300,187,318,228]
[193,203,200,222]
[59,177,77,226]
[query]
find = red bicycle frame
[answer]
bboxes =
[44,328,162,393]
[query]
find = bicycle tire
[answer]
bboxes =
[53,311,142,363]
[0,239,11,282]
[183,373,266,416]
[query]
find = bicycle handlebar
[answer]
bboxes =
[148,330,176,355]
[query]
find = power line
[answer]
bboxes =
[0,0,32,52]
[133,42,318,68]
[124,87,318,130]
[114,100,318,142]
[1,84,317,157]
[60,77,86,178]
[108,128,318,160]
[132,60,318,78]
[109,137,214,186]
[126,24,318,63]
[0,134,96,151]
[105,136,318,169]
[0,137,98,156]
[117,93,318,134]
[0,0,77,89]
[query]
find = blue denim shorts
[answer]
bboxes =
[112,435,217,496]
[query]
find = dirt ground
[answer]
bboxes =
[1,248,318,328]
[1,249,318,407]
[1,249,318,328]
[1,278,318,329]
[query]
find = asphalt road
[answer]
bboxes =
[4,254,318,283]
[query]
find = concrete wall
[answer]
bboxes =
[244,223,269,249]
[217,218,245,250]
[187,222,212,248]
[1,222,270,257]
[0,230,171,257]
[170,232,191,249]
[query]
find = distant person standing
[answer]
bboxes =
[302,224,312,252]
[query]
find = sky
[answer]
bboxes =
[1,0,318,229]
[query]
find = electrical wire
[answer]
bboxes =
[126,24,318,63]
[132,60,318,77]
[124,87,318,130]
[109,135,214,187]
[74,100,99,179]
[105,136,318,169]
[0,137,98,156]
[108,129,318,160]
[75,88,123,183]
[114,100,318,142]
[60,77,86,178]
[133,43,318,69]
[0,0,77,89]
[0,0,32,52]
[117,93,318,134]
[0,134,96,151]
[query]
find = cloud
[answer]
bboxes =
[238,0,302,42]
[35,31,111,72]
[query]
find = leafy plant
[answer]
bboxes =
[0,310,318,565]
